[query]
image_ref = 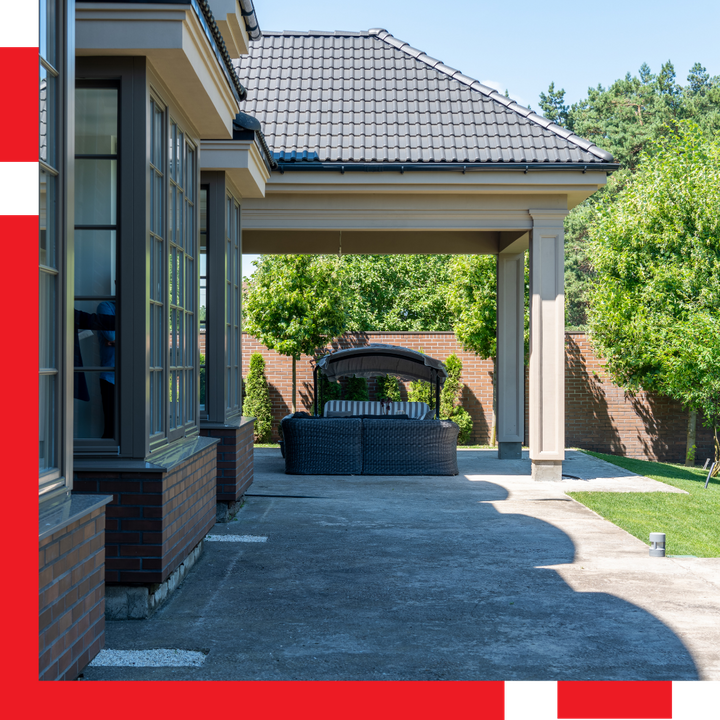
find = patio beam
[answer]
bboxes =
[528,210,567,480]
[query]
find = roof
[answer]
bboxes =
[235,29,614,167]
[317,345,448,384]
[239,0,261,41]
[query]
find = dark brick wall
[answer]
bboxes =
[39,507,106,681]
[200,419,255,502]
[74,443,217,584]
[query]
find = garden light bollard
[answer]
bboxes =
[649,533,666,558]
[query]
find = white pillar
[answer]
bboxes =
[528,210,566,480]
[496,252,524,459]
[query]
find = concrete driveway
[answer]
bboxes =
[84,449,720,681]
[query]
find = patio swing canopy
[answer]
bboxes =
[316,344,448,385]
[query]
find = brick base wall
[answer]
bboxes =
[200,417,255,502]
[39,507,106,681]
[242,331,713,464]
[74,441,218,584]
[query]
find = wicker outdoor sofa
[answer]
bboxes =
[281,416,459,476]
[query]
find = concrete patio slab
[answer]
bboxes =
[83,449,719,681]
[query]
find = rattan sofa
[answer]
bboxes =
[281,416,459,476]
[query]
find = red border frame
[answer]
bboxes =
[0,31,709,720]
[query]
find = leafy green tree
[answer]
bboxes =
[540,61,720,329]
[243,353,272,442]
[376,375,401,402]
[587,122,720,464]
[339,254,454,331]
[244,255,346,413]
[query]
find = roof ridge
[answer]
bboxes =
[368,28,613,162]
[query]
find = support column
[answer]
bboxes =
[528,210,566,480]
[496,252,525,459]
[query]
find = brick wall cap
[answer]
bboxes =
[39,494,112,542]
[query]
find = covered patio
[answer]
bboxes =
[235,29,618,479]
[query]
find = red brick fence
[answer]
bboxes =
[238,331,714,464]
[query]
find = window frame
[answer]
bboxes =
[39,0,74,499]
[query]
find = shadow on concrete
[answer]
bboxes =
[88,451,700,681]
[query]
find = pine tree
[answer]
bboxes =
[243,353,272,442]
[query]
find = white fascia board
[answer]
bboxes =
[210,0,250,57]
[200,139,270,198]
[262,168,610,200]
[76,4,239,138]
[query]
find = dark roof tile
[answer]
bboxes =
[236,30,614,165]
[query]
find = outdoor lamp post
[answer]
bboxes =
[649,532,666,557]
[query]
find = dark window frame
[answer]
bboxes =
[72,80,121,452]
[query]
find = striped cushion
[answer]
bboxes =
[323,400,430,419]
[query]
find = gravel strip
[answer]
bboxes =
[89,649,207,667]
[205,535,268,542]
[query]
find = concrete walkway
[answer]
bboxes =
[85,449,720,681]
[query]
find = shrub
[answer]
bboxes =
[199,353,206,408]
[345,376,369,401]
[449,406,473,445]
[318,372,342,416]
[376,375,401,402]
[440,354,462,419]
[407,378,435,408]
[243,353,272,442]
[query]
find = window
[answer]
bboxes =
[168,120,197,438]
[149,98,165,439]
[39,0,61,489]
[148,101,198,446]
[73,86,119,444]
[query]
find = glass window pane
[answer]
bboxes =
[186,203,194,257]
[75,159,117,225]
[187,258,194,312]
[39,169,56,268]
[75,88,118,154]
[39,0,56,66]
[39,64,55,166]
[75,230,116,296]
[39,270,56,369]
[152,103,163,169]
[75,299,116,370]
[74,370,115,439]
[187,148,194,201]
[153,173,163,235]
[39,373,56,473]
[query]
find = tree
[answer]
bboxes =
[376,375,401,402]
[244,255,346,413]
[587,122,720,465]
[540,60,720,329]
[338,254,454,331]
[447,255,529,445]
[243,353,272,442]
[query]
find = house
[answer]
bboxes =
[38,0,268,681]
[33,7,616,682]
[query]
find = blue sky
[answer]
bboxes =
[243,0,720,274]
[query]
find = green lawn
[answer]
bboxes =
[568,451,720,557]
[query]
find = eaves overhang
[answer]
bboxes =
[200,135,271,198]
[209,0,262,57]
[76,1,246,138]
